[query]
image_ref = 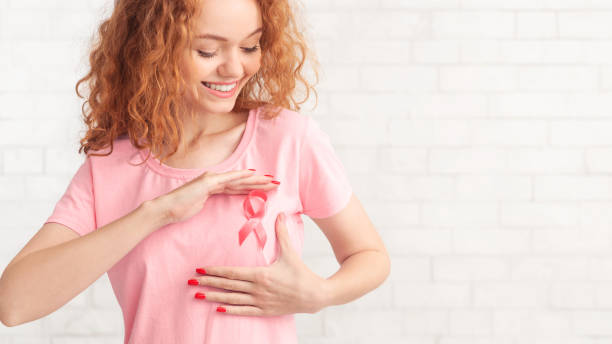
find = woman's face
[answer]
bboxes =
[181,0,263,114]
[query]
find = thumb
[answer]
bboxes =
[275,212,292,253]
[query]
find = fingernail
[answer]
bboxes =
[264,174,274,178]
[196,268,207,275]
[217,306,226,312]
[188,279,199,285]
[271,180,280,185]
[195,292,206,299]
[248,168,256,171]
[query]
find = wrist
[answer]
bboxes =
[316,277,334,311]
[140,197,172,229]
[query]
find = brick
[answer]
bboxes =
[493,310,572,336]
[362,66,437,92]
[433,256,508,281]
[381,0,461,9]
[511,256,590,281]
[3,148,43,174]
[551,121,612,146]
[535,176,612,200]
[501,202,581,227]
[455,176,532,201]
[516,12,557,38]
[395,282,470,307]
[559,11,612,38]
[388,119,470,146]
[449,309,492,335]
[389,256,430,281]
[383,229,453,255]
[489,93,568,118]
[573,311,612,335]
[402,310,448,335]
[474,283,548,307]
[413,40,460,63]
[380,147,428,173]
[551,283,596,307]
[519,66,598,91]
[533,228,610,253]
[440,66,518,91]
[422,202,498,227]
[323,307,403,336]
[452,229,530,254]
[433,12,514,38]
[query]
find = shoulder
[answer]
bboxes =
[256,106,311,143]
[85,134,136,167]
[258,106,308,130]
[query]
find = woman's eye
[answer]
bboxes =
[197,45,259,59]
[197,50,215,59]
[243,45,260,53]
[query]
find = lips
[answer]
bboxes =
[202,80,239,85]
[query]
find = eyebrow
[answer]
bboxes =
[196,27,262,42]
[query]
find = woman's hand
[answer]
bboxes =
[188,212,329,316]
[155,169,278,226]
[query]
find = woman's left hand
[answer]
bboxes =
[189,212,329,317]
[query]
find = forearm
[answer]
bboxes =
[320,250,391,308]
[0,200,167,326]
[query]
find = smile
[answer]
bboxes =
[201,81,239,98]
[202,81,238,92]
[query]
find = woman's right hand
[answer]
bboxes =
[153,169,278,226]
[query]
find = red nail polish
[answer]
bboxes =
[217,306,226,312]
[195,292,206,299]
[264,174,274,178]
[196,268,207,275]
[188,279,199,285]
[271,181,280,185]
[248,168,256,171]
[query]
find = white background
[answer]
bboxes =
[3,0,612,343]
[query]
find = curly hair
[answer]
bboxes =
[76,0,320,165]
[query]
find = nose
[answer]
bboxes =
[218,48,243,78]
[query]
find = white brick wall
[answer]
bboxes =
[2,0,612,343]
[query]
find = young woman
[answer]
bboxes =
[0,0,390,342]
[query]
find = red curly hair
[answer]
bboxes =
[76,0,320,165]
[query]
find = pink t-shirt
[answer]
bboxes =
[44,106,353,344]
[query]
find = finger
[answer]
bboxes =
[197,291,256,307]
[216,305,264,316]
[199,266,259,283]
[226,176,277,189]
[194,275,254,293]
[230,175,273,186]
[207,169,256,185]
[223,182,279,194]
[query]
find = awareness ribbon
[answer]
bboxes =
[238,189,268,249]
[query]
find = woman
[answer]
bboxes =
[0,0,391,343]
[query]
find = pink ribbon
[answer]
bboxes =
[238,189,268,249]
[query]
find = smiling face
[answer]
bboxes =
[180,0,263,115]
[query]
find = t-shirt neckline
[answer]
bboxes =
[138,107,258,179]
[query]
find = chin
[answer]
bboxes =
[202,102,236,113]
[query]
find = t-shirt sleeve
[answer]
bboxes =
[44,156,97,236]
[298,116,353,219]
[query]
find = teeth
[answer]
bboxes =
[203,82,236,92]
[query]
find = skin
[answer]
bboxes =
[185,0,391,317]
[171,0,263,159]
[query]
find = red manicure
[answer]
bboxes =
[271,181,280,185]
[188,279,199,285]
[195,292,206,299]
[248,169,256,171]
[264,174,274,178]
[196,268,207,275]
[217,306,226,312]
